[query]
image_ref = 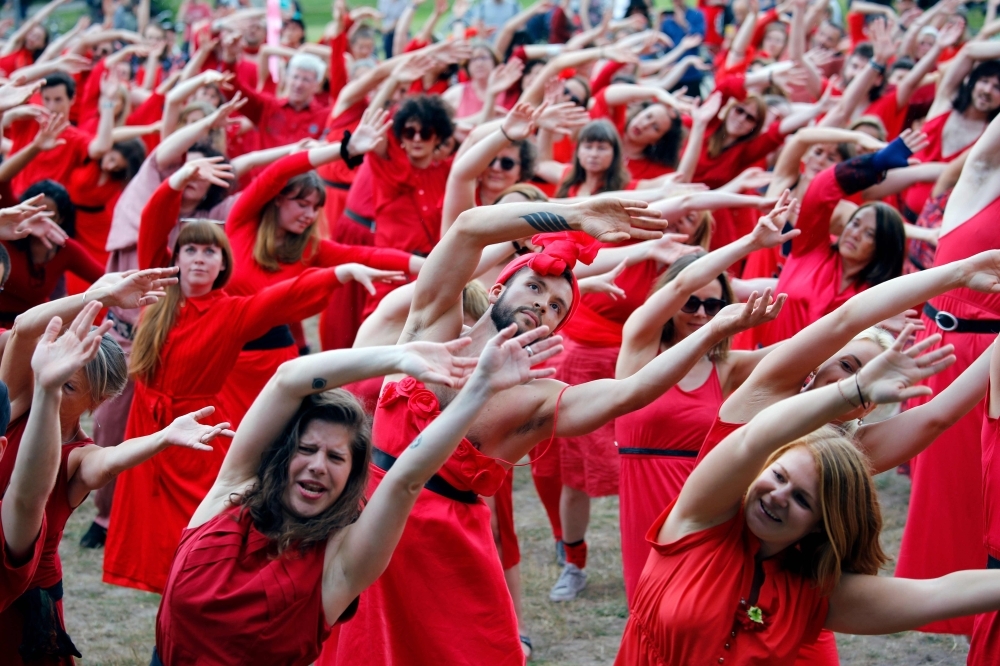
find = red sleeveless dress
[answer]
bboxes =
[0,415,90,665]
[322,378,523,666]
[902,112,981,219]
[969,399,1000,665]
[157,508,357,665]
[895,195,1000,634]
[615,365,723,602]
[0,508,45,613]
[614,499,828,666]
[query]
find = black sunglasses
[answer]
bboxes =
[564,87,584,107]
[489,156,520,171]
[681,295,728,316]
[401,126,435,141]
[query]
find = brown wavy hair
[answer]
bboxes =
[253,171,325,272]
[652,251,733,361]
[767,426,888,594]
[130,221,233,382]
[707,94,768,159]
[236,390,372,555]
[556,119,631,198]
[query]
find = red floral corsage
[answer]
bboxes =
[734,599,767,633]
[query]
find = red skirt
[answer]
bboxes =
[970,606,1000,665]
[553,340,620,497]
[320,214,374,350]
[494,470,520,570]
[323,463,523,665]
[215,346,297,429]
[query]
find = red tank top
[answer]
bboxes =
[563,257,663,347]
[157,508,357,665]
[0,415,89,589]
[696,414,746,463]
[927,195,1000,319]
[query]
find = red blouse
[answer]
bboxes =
[0,238,105,325]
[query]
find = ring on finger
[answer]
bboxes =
[526,344,534,356]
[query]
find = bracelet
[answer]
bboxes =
[870,60,886,75]
[340,130,365,170]
[855,374,870,410]
[500,125,514,143]
[837,379,860,408]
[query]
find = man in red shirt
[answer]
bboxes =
[221,34,330,149]
[5,71,115,197]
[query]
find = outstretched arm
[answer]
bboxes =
[942,110,1000,236]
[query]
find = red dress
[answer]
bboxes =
[615,365,723,603]
[216,152,411,427]
[895,195,1000,635]
[102,183,348,594]
[65,161,126,294]
[969,397,1000,665]
[0,508,45,614]
[0,415,90,666]
[902,112,980,219]
[753,165,865,348]
[157,508,357,666]
[323,378,523,666]
[614,500,828,666]
[318,102,366,236]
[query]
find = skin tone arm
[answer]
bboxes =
[161,70,234,140]
[155,93,247,168]
[601,84,691,114]
[940,97,1000,235]
[770,128,885,194]
[36,17,88,64]
[87,73,120,159]
[726,0,759,70]
[861,162,946,201]
[0,112,68,184]
[896,22,963,110]
[2,0,69,56]
[519,47,637,106]
[821,18,894,128]
[675,92,723,183]
[929,41,1000,119]
[494,0,554,57]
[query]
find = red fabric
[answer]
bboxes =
[530,461,563,541]
[564,539,587,568]
[846,12,866,48]
[753,165,864,348]
[0,505,45,613]
[983,395,1000,560]
[971,604,1000,666]
[227,66,331,149]
[696,414,745,463]
[7,117,92,197]
[614,499,828,666]
[700,0,726,47]
[903,112,980,218]
[494,470,520,569]
[590,61,628,97]
[66,161,126,294]
[325,378,522,666]
[750,9,781,50]
[0,48,34,77]
[562,256,661,346]
[318,101,367,238]
[864,88,907,141]
[157,508,346,665]
[894,195,1000,635]
[793,631,839,665]
[0,239,105,326]
[616,366,723,603]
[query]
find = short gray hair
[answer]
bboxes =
[288,53,326,81]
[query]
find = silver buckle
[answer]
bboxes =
[934,309,958,332]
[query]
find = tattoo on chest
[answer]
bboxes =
[312,378,327,390]
[409,435,423,449]
[522,211,572,233]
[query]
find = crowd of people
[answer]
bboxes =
[2,0,1000,663]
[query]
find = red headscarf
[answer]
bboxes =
[494,232,600,332]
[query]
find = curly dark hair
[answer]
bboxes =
[954,60,1000,122]
[107,139,148,183]
[392,94,455,145]
[20,180,75,238]
[236,390,372,555]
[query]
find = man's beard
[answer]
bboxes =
[490,291,530,335]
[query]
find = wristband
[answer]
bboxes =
[870,60,886,75]
[340,130,365,170]
[500,125,514,142]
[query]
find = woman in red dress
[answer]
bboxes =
[155,323,559,666]
[216,107,417,428]
[102,160,374,594]
[534,119,632,198]
[616,207,797,602]
[617,326,1000,666]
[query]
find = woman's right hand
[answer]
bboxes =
[691,91,723,127]
[31,301,113,391]
[961,250,1000,294]
[168,156,235,191]
[854,325,955,405]
[334,264,406,295]
[749,190,800,249]
[91,267,180,309]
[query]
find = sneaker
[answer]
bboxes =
[549,563,587,602]
[79,521,107,548]
[555,539,566,567]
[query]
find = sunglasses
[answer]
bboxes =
[401,126,435,141]
[564,87,584,107]
[732,106,759,124]
[681,295,728,316]
[489,156,520,171]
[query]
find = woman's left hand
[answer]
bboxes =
[161,406,235,452]
[856,325,956,404]
[398,338,479,388]
[94,266,181,309]
[334,264,407,295]
[749,190,800,249]
[578,260,628,300]
[712,289,787,337]
[347,105,391,156]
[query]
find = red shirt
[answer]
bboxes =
[228,68,331,150]
[864,88,908,141]
[0,239,105,325]
[615,499,828,666]
[67,161,126,266]
[0,508,45,613]
[317,102,366,188]
[7,117,92,197]
[562,257,662,347]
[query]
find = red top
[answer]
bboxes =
[67,161,126,263]
[697,414,745,463]
[864,88,908,141]
[0,48,34,77]
[589,89,675,182]
[929,194,1000,320]
[224,152,412,297]
[755,164,865,347]
[0,415,90,590]
[157,508,355,665]
[982,392,1000,559]
[561,256,662,347]
[903,112,981,216]
[368,138,453,256]
[614,499,828,666]
[694,119,785,189]
[7,117,92,197]
[0,239,105,324]
[227,68,331,150]
[0,507,45,613]
[317,102,366,188]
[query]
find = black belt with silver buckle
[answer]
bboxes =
[343,207,375,232]
[371,447,478,504]
[924,304,1000,334]
[321,178,351,191]
[618,447,698,457]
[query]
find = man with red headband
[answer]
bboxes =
[327,196,786,666]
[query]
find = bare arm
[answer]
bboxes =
[941,110,1000,236]
[861,162,946,200]
[726,1,759,70]
[771,128,885,192]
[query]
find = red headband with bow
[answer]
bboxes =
[494,232,600,332]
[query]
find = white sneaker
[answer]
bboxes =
[549,563,587,602]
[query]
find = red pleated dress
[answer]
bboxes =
[969,394,1000,665]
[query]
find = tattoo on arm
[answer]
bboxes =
[408,435,423,449]
[312,378,327,390]
[521,211,572,233]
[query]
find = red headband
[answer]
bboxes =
[494,232,600,332]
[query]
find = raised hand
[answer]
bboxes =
[488,58,525,96]
[961,250,1000,294]
[32,112,68,151]
[398,337,479,388]
[159,406,235,452]
[645,233,702,265]
[0,78,42,113]
[208,92,248,128]
[393,53,436,84]
[94,266,181,308]
[501,101,544,141]
[573,198,667,242]
[899,128,930,157]
[347,105,391,156]
[536,101,590,137]
[31,301,113,391]
[0,195,64,248]
[750,190,800,249]
[713,289,787,336]
[692,91,723,126]
[938,19,964,48]
[333,264,407,295]
[578,260,627,300]
[878,309,926,337]
[856,326,956,404]
[54,53,92,75]
[176,156,235,190]
[727,166,774,192]
[471,324,563,394]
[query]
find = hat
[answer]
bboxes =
[494,232,600,333]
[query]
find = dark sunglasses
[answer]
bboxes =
[564,87,584,107]
[401,126,435,141]
[681,295,728,316]
[732,106,759,124]
[489,156,520,171]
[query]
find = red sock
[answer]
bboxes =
[531,473,563,542]
[564,539,587,569]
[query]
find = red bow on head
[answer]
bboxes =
[494,232,600,333]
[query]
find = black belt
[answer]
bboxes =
[923,304,1000,334]
[343,207,375,232]
[618,447,698,457]
[75,202,105,214]
[321,178,351,191]
[371,447,478,504]
[242,324,295,351]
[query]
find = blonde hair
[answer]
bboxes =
[131,221,233,382]
[462,280,490,321]
[179,101,226,154]
[494,183,548,203]
[849,115,887,142]
[690,210,713,250]
[764,425,888,594]
[708,94,768,159]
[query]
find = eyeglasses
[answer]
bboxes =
[681,295,728,316]
[401,126,435,141]
[732,106,759,124]
[564,87,584,107]
[489,156,520,171]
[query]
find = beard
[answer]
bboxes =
[490,291,534,336]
